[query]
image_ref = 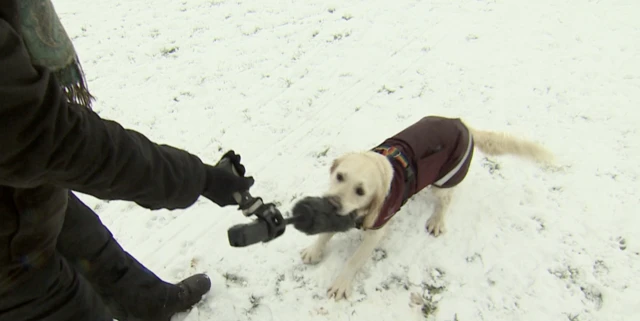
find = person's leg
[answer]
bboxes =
[0,253,114,321]
[56,191,210,321]
[1,185,112,321]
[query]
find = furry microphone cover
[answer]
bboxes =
[289,196,357,235]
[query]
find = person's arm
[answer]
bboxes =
[0,18,216,210]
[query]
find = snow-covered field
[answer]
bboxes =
[56,0,639,320]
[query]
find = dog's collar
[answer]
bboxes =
[373,144,416,208]
[373,145,410,169]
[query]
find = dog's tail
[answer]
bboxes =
[466,125,555,165]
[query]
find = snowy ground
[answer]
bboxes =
[55,0,639,320]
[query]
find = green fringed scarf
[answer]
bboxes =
[17,0,94,109]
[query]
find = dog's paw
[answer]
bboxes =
[300,246,324,264]
[426,216,446,237]
[327,274,353,301]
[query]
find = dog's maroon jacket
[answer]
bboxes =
[364,116,475,230]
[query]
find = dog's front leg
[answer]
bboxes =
[327,227,386,300]
[301,232,335,264]
[426,187,455,236]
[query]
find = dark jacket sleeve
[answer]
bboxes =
[0,18,207,210]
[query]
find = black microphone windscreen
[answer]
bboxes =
[290,196,357,235]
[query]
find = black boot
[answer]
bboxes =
[124,273,212,321]
[152,273,212,321]
[96,268,211,321]
[176,274,212,311]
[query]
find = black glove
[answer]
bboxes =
[218,150,248,176]
[202,151,255,207]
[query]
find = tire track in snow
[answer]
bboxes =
[206,1,377,118]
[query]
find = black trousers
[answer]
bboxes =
[0,192,174,321]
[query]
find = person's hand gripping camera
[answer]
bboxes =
[208,150,287,247]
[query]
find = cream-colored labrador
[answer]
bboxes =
[300,116,554,300]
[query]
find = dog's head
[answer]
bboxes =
[324,151,394,226]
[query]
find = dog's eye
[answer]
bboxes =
[336,173,344,182]
[355,187,365,196]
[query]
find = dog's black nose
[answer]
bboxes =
[326,195,342,210]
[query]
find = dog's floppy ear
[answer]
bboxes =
[359,152,394,229]
[330,156,343,174]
